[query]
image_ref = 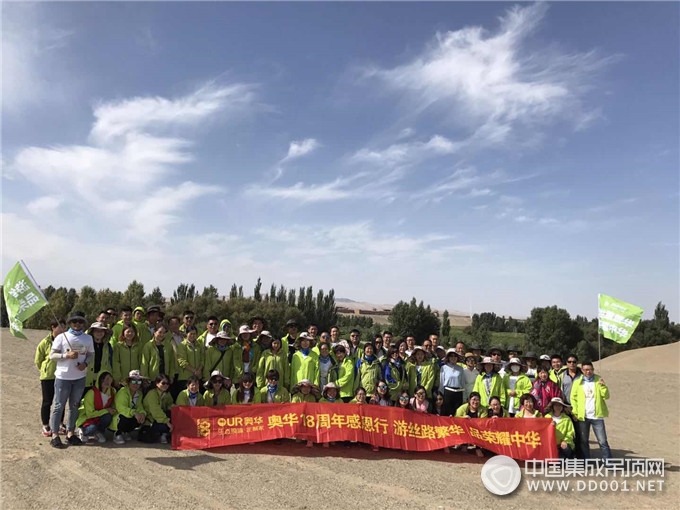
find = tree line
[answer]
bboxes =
[1,279,677,361]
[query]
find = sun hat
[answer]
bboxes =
[507,357,524,366]
[545,397,571,415]
[539,354,551,361]
[464,352,477,360]
[259,330,272,338]
[506,345,523,355]
[294,332,316,349]
[88,321,108,331]
[127,370,148,381]
[524,351,538,360]
[146,305,164,317]
[322,382,339,399]
[487,345,505,356]
[286,319,300,327]
[67,313,87,324]
[445,348,461,359]
[481,356,501,365]
[133,306,145,314]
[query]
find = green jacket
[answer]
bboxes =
[233,341,262,382]
[110,386,145,431]
[203,388,232,406]
[515,409,543,418]
[35,333,57,380]
[76,383,117,428]
[86,341,114,387]
[112,341,143,383]
[502,373,532,411]
[176,389,206,407]
[137,323,155,345]
[383,359,407,402]
[545,413,575,449]
[319,398,343,403]
[354,355,382,395]
[291,392,317,403]
[141,339,177,380]
[290,350,320,390]
[203,345,234,381]
[110,320,140,347]
[257,349,290,389]
[407,361,437,398]
[329,357,355,398]
[473,373,507,407]
[143,388,173,425]
[570,375,610,420]
[255,385,291,403]
[176,339,205,381]
[455,403,488,418]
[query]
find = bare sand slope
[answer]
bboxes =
[595,342,680,374]
[1,330,678,510]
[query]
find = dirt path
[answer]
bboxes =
[1,330,677,509]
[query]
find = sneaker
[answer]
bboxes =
[113,433,125,445]
[95,432,106,444]
[58,425,67,435]
[123,432,132,441]
[50,436,67,449]
[67,435,84,446]
[42,426,51,437]
[76,428,87,443]
[159,433,168,444]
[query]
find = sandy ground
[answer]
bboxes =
[1,329,678,509]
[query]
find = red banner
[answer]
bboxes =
[172,403,557,460]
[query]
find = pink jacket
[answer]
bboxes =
[531,379,562,414]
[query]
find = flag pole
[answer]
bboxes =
[597,294,602,372]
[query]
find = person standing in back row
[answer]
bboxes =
[49,313,95,448]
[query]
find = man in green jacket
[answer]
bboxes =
[570,361,611,461]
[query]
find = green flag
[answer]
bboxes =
[598,294,644,344]
[3,261,48,339]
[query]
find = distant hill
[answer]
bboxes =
[335,298,471,327]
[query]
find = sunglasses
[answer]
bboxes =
[207,322,218,326]
[567,360,577,363]
[399,397,409,401]
[159,381,170,386]
[130,379,142,385]
[378,385,387,389]
[415,392,426,397]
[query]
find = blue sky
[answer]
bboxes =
[2,2,678,321]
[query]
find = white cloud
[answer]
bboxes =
[351,134,461,167]
[90,81,256,144]
[281,138,320,164]
[26,196,64,216]
[9,81,256,241]
[248,178,352,203]
[363,3,615,145]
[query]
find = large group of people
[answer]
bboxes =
[35,306,613,462]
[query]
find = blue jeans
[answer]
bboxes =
[578,419,611,460]
[82,413,112,435]
[50,377,86,434]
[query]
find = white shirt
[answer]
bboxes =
[204,333,216,347]
[583,380,597,419]
[52,331,94,381]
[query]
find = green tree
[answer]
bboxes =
[146,286,164,306]
[253,277,262,301]
[441,310,451,337]
[653,301,670,331]
[172,283,196,304]
[202,285,219,300]
[123,280,145,307]
[388,298,441,343]
[525,306,583,357]
[229,284,238,299]
[72,286,99,321]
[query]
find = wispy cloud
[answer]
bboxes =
[281,138,320,164]
[10,81,254,240]
[362,3,616,146]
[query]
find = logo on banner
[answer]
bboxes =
[481,455,522,496]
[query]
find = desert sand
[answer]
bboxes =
[1,329,678,509]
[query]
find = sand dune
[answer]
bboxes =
[596,342,679,374]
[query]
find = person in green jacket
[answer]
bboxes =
[233,325,262,383]
[35,318,66,436]
[112,325,143,385]
[487,395,509,418]
[111,370,147,444]
[231,372,257,404]
[132,306,145,326]
[143,373,174,443]
[515,393,542,418]
[383,346,407,404]
[455,392,487,457]
[255,369,291,403]
[544,397,575,459]
[176,326,205,397]
[257,337,290,389]
[76,371,117,443]
[503,357,532,416]
[319,382,342,404]
[176,376,206,406]
[406,346,437,399]
[141,324,177,382]
[203,331,235,382]
[204,370,232,406]
[570,361,611,461]
[354,343,382,395]
[281,319,300,363]
[329,343,355,402]
[473,356,507,407]
[85,322,113,389]
[110,306,134,347]
[290,333,320,390]
[291,379,319,403]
